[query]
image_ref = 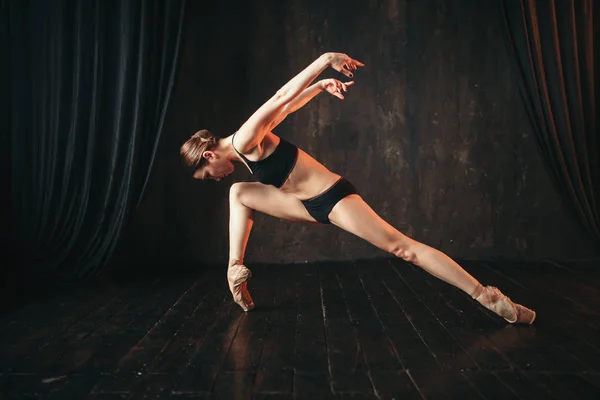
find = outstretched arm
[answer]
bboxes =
[268,79,355,130]
[235,53,364,153]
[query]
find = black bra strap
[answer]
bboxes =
[232,132,252,164]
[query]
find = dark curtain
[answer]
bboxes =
[1,1,10,283]
[6,0,186,283]
[501,0,599,244]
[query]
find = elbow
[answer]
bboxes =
[274,89,288,103]
[274,88,294,104]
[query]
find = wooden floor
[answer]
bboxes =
[1,259,600,399]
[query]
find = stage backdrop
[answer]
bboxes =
[115,0,598,270]
[5,0,187,285]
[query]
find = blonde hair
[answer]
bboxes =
[180,129,218,170]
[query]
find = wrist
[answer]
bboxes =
[319,52,333,66]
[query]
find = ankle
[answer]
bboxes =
[228,258,244,268]
[470,283,484,299]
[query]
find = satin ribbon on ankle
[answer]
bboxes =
[470,283,484,299]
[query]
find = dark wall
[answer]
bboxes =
[115,0,598,269]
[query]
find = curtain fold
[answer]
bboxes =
[501,0,599,245]
[8,0,187,281]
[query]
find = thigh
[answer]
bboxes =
[232,182,318,224]
[327,194,415,251]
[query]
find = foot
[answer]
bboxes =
[473,285,536,324]
[227,263,255,312]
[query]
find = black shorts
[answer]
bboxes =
[301,178,358,224]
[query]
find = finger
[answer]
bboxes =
[353,59,365,67]
[335,68,352,78]
[344,80,355,86]
[334,92,345,100]
[340,64,354,78]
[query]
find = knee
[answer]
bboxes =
[229,182,247,203]
[390,242,418,264]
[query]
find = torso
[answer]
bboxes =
[235,131,340,200]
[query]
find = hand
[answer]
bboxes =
[320,78,354,100]
[326,52,364,78]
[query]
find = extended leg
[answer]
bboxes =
[328,194,535,324]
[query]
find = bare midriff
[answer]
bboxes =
[239,131,341,201]
[279,147,341,200]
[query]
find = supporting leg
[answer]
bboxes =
[228,185,254,267]
[226,182,318,311]
[227,184,256,311]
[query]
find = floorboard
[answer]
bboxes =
[1,259,599,399]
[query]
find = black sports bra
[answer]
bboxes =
[232,133,299,188]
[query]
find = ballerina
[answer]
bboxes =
[180,52,535,324]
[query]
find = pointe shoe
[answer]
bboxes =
[227,263,255,312]
[474,286,536,324]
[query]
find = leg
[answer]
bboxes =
[328,194,535,324]
[227,182,317,311]
[229,181,317,265]
[328,194,479,294]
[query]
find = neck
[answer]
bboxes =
[216,135,242,162]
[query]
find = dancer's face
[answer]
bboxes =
[193,150,234,181]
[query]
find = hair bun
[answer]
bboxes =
[191,129,215,143]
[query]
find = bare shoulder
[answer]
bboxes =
[242,131,281,162]
[232,126,259,154]
[234,118,280,154]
